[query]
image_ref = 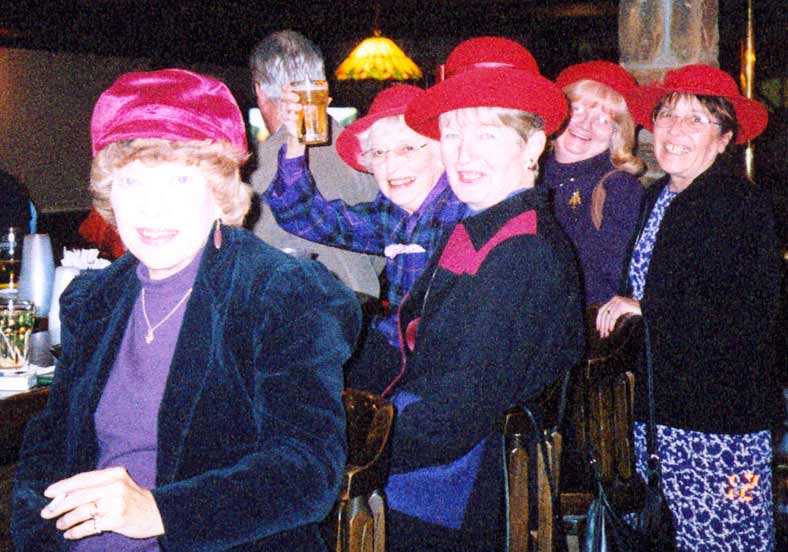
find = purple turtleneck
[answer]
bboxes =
[76,252,202,551]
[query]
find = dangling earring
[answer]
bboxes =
[526,158,535,171]
[213,219,222,250]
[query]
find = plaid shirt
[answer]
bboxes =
[264,147,467,347]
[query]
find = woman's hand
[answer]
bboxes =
[280,84,307,159]
[596,295,641,338]
[40,466,164,540]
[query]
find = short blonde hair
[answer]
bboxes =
[91,139,252,226]
[562,80,645,176]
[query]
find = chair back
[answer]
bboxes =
[333,388,394,552]
[503,376,566,552]
[560,309,642,516]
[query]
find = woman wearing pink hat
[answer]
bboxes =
[597,64,781,551]
[264,84,466,389]
[542,61,645,306]
[12,69,359,551]
[369,37,584,551]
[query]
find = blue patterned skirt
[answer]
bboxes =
[633,422,774,552]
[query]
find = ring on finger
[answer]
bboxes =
[93,516,102,535]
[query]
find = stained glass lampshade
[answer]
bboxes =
[335,31,422,81]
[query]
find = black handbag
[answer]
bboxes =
[582,320,677,552]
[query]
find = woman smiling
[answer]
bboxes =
[12,69,360,551]
[598,64,780,551]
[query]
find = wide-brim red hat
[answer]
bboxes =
[405,69,567,139]
[336,84,426,172]
[555,60,638,97]
[407,37,566,139]
[626,64,768,144]
[91,68,248,156]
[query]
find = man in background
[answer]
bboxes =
[249,30,383,298]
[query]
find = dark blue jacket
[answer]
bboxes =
[384,189,584,550]
[12,226,360,551]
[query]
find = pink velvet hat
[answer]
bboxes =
[91,68,248,156]
[406,37,566,139]
[627,64,768,143]
[335,84,426,173]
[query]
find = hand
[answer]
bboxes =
[595,296,641,338]
[41,466,164,540]
[280,84,306,159]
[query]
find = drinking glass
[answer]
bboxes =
[18,233,55,317]
[0,296,35,369]
[290,79,330,145]
[0,227,24,292]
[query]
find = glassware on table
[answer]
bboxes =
[47,266,80,346]
[18,233,55,317]
[0,296,35,369]
[0,226,24,292]
[290,79,330,145]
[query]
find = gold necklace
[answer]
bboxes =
[141,287,193,344]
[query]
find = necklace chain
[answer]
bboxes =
[141,287,193,344]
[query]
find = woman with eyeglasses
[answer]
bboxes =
[597,65,781,551]
[542,61,645,307]
[264,84,466,390]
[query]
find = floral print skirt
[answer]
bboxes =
[633,422,774,552]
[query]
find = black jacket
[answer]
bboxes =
[629,160,782,434]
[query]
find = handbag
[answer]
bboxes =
[582,320,677,552]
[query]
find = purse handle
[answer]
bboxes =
[643,318,663,482]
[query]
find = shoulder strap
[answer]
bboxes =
[590,168,623,231]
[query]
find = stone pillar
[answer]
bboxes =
[618,0,720,180]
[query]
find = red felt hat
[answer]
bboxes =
[91,68,248,156]
[555,61,637,97]
[406,38,566,139]
[439,36,539,80]
[336,84,426,172]
[626,64,768,144]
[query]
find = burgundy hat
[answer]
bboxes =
[627,64,768,144]
[91,68,248,156]
[336,84,426,173]
[406,38,566,139]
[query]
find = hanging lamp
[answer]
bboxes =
[335,1,421,81]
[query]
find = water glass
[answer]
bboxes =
[18,233,55,317]
[0,296,35,369]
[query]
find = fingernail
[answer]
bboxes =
[45,493,65,512]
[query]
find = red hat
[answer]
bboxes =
[555,61,637,97]
[439,36,539,80]
[627,64,768,144]
[336,84,425,172]
[406,37,566,139]
[91,68,248,156]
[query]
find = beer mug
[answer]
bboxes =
[0,227,23,292]
[290,79,330,145]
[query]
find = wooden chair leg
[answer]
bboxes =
[508,443,530,552]
[369,490,386,552]
[346,495,374,552]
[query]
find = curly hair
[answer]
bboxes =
[90,139,252,226]
[562,79,645,176]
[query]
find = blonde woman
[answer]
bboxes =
[543,61,645,306]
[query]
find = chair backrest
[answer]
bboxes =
[333,388,394,552]
[503,375,567,552]
[561,309,642,515]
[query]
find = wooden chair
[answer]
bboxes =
[503,377,566,552]
[560,310,643,516]
[333,388,394,552]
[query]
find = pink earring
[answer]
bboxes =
[213,219,222,249]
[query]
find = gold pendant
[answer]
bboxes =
[568,189,582,209]
[145,329,155,344]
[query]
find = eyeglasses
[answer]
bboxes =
[363,143,428,165]
[569,104,615,132]
[653,110,721,132]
